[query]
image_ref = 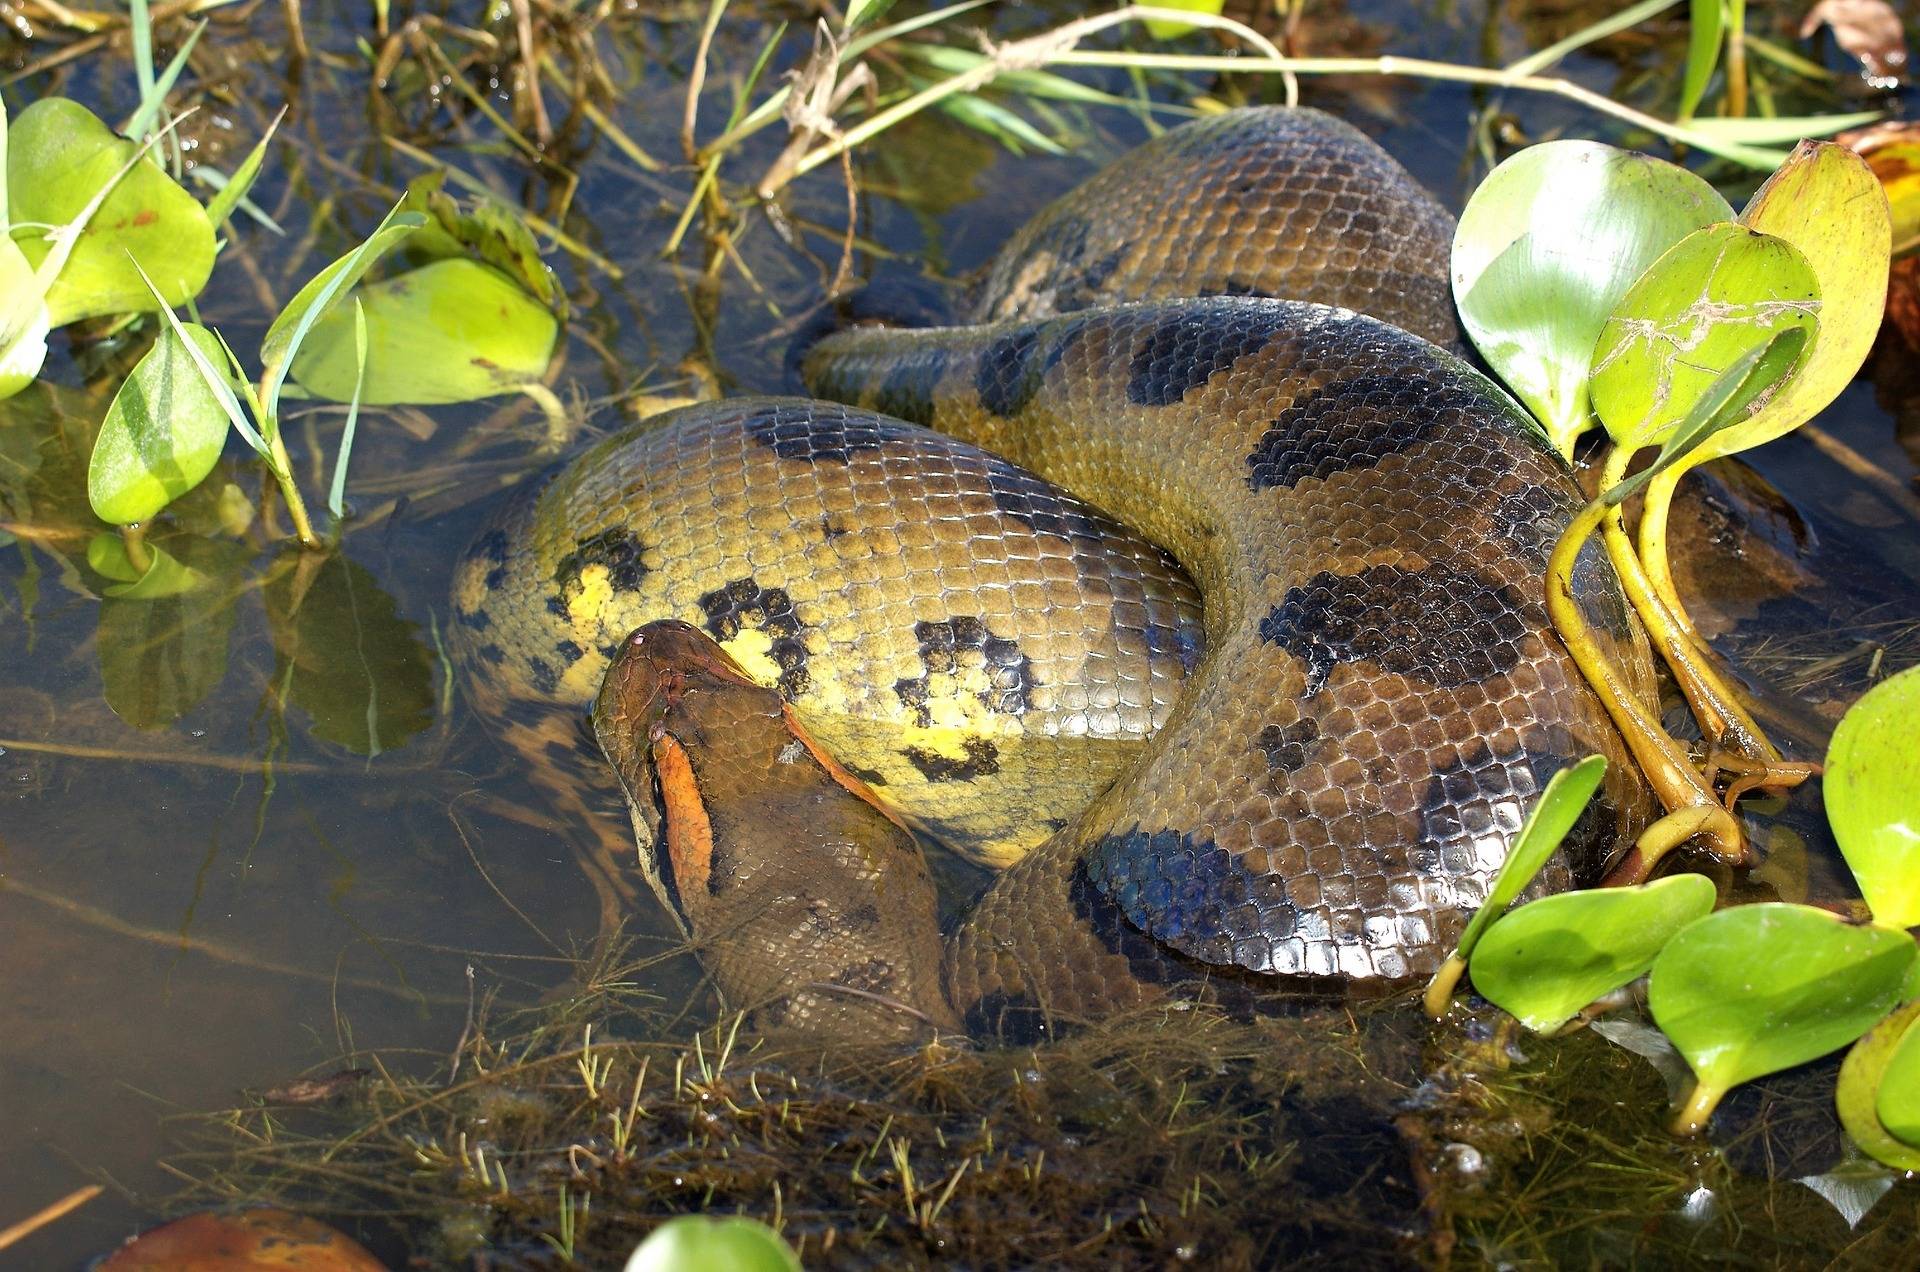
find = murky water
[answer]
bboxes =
[3,1,1918,1265]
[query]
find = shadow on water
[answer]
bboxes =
[1,0,1917,1265]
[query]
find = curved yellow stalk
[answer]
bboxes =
[1597,446,1779,762]
[1546,494,1745,866]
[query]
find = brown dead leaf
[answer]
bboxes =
[1801,0,1910,84]
[1884,256,1920,347]
[1837,120,1920,253]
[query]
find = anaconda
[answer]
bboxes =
[454,107,1660,1028]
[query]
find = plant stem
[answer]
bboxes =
[1724,0,1748,118]
[120,522,152,574]
[265,429,323,551]
[1546,497,1745,864]
[1423,952,1469,1019]
[1671,1078,1723,1135]
[1599,446,1778,761]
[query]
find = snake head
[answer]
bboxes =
[592,620,760,921]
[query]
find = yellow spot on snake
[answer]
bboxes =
[719,629,782,687]
[566,564,615,628]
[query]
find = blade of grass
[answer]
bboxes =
[260,202,424,428]
[1505,0,1680,78]
[1678,0,1725,121]
[129,0,157,105]
[127,254,266,453]
[328,298,369,522]
[201,105,284,232]
[126,18,208,141]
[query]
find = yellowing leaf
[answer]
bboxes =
[290,259,558,405]
[1696,141,1892,462]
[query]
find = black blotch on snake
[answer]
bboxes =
[903,738,1001,782]
[697,578,811,699]
[553,527,649,608]
[1259,563,1533,695]
[1244,373,1482,492]
[1126,309,1282,406]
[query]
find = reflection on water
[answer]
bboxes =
[2,0,1918,1264]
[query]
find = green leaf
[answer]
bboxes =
[1140,0,1227,42]
[1696,141,1893,463]
[1824,665,1920,928]
[203,107,284,234]
[1452,141,1732,456]
[289,258,558,405]
[264,549,436,757]
[1424,755,1609,1015]
[1599,327,1808,507]
[844,0,899,31]
[1679,0,1726,122]
[400,172,564,317]
[258,202,427,423]
[1470,873,1717,1034]
[1837,998,1920,1169]
[85,532,209,598]
[5,98,215,326]
[1873,1006,1920,1152]
[1590,223,1819,451]
[87,322,232,525]
[624,1216,801,1272]
[1650,903,1917,1131]
[0,237,49,400]
[1878,1003,1920,1146]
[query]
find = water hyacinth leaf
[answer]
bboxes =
[85,533,211,598]
[1469,873,1716,1034]
[1590,223,1819,451]
[1836,998,1920,1169]
[1650,903,1917,1132]
[88,322,232,525]
[1601,327,1808,508]
[1824,665,1920,927]
[258,203,426,418]
[1876,1006,1920,1146]
[1422,754,1607,1016]
[0,238,49,400]
[264,549,435,756]
[625,1216,801,1272]
[401,173,564,317]
[1696,141,1892,463]
[6,98,215,326]
[290,259,559,405]
[1452,141,1732,455]
[1140,0,1227,41]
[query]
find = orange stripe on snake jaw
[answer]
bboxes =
[650,731,714,899]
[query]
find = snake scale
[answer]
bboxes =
[455,108,1660,1037]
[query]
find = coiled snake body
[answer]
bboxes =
[455,109,1658,1036]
